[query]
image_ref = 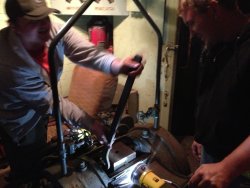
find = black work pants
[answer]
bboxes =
[0,117,48,186]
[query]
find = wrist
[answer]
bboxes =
[221,157,241,179]
[110,59,122,75]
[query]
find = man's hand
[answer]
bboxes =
[90,120,108,144]
[189,162,232,188]
[110,55,145,76]
[191,140,202,161]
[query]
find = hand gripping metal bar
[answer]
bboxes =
[103,55,142,169]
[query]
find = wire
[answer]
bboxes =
[124,126,191,179]
[164,179,181,188]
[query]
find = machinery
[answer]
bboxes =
[42,124,190,188]
[45,0,191,187]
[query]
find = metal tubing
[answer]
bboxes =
[103,55,142,169]
[48,0,96,176]
[132,0,163,130]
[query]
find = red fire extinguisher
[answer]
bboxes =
[87,16,113,53]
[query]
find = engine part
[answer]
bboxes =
[64,127,93,155]
[109,142,136,171]
[41,126,190,188]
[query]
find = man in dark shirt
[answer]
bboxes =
[179,0,250,187]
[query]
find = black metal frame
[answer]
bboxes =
[132,0,163,130]
[48,0,96,176]
[48,0,163,176]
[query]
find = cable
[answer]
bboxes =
[164,179,182,188]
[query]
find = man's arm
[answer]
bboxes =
[189,136,250,188]
[52,23,144,76]
[222,135,250,179]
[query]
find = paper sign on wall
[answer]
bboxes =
[50,0,128,16]
[0,1,5,14]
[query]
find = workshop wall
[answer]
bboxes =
[0,1,7,28]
